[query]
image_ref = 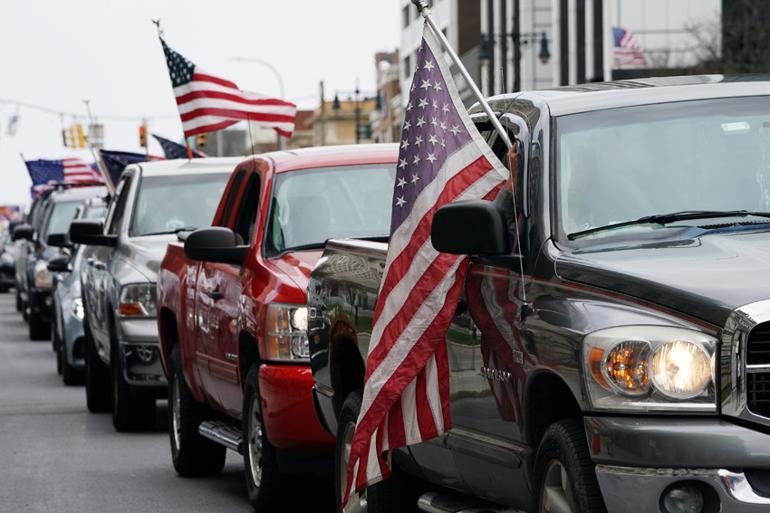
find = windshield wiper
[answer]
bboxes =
[568,210,770,240]
[139,227,197,237]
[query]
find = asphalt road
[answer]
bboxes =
[0,292,331,513]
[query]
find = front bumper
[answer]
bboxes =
[116,317,166,387]
[586,416,770,512]
[258,363,335,450]
[28,288,53,322]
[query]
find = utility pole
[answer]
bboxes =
[319,80,326,146]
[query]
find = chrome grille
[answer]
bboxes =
[747,322,770,418]
[747,323,770,365]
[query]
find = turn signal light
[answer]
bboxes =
[603,341,651,396]
[119,303,144,316]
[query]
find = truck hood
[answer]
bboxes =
[122,235,175,283]
[264,249,322,294]
[555,228,770,327]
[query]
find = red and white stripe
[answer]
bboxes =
[63,158,102,184]
[344,26,509,505]
[175,71,297,138]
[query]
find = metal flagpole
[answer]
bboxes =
[412,0,512,150]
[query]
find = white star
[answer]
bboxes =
[450,125,461,136]
[406,102,413,112]
[418,98,429,109]
[442,103,450,113]
[420,79,432,90]
[399,158,407,169]
[439,121,447,131]
[396,196,406,207]
[427,152,437,163]
[440,138,446,148]
[397,177,407,188]
[401,138,410,150]
[432,99,439,109]
[431,117,439,127]
[414,136,423,147]
[411,174,420,184]
[416,116,426,128]
[424,59,435,71]
[428,134,438,145]
[413,154,421,165]
[403,120,411,131]
[433,81,443,92]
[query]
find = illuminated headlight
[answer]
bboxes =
[34,260,53,288]
[118,283,157,317]
[260,303,309,361]
[72,298,84,320]
[584,326,717,412]
[1,252,13,265]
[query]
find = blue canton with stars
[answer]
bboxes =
[391,37,472,233]
[160,38,196,88]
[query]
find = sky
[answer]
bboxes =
[0,0,400,206]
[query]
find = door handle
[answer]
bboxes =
[205,289,223,301]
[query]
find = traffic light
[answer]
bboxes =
[195,133,208,149]
[75,124,86,148]
[61,129,70,147]
[69,126,77,148]
[139,124,147,148]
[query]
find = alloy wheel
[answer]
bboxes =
[539,460,576,513]
[247,395,263,488]
[171,376,182,451]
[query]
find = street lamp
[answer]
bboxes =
[332,86,367,144]
[228,56,286,150]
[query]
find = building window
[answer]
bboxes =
[404,54,411,80]
[402,5,410,28]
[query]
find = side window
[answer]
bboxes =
[106,176,132,236]
[217,170,246,228]
[233,173,261,244]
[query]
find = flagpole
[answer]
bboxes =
[411,0,512,150]
[184,137,194,160]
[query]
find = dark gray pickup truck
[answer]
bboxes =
[307,76,770,513]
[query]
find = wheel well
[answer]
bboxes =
[526,372,582,450]
[159,307,177,364]
[330,336,365,415]
[239,331,259,387]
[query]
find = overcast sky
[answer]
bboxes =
[0,0,400,206]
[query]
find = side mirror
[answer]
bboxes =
[12,223,33,242]
[46,233,71,248]
[47,255,71,273]
[431,200,511,255]
[69,220,117,247]
[184,227,248,266]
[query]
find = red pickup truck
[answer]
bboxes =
[157,144,397,510]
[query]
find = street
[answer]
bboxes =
[0,292,251,513]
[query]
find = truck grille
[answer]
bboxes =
[747,322,770,417]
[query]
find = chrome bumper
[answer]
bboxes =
[116,317,166,387]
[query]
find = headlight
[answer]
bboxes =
[584,326,717,412]
[34,260,53,288]
[72,298,84,320]
[1,252,13,265]
[260,303,309,361]
[118,283,157,317]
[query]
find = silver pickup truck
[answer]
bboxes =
[70,158,237,432]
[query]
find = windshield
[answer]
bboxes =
[557,96,770,241]
[43,201,79,238]
[130,173,229,236]
[266,164,396,255]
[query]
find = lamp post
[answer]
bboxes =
[332,85,371,145]
[228,57,286,150]
[479,31,550,93]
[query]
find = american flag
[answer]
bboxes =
[160,38,297,139]
[25,158,102,186]
[613,26,647,67]
[99,149,162,186]
[344,26,509,504]
[63,157,103,184]
[152,133,205,159]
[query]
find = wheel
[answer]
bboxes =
[15,289,22,312]
[110,328,156,432]
[533,419,607,513]
[243,364,290,512]
[56,337,63,375]
[84,317,111,413]
[52,317,59,352]
[61,344,84,386]
[168,347,226,476]
[28,311,50,340]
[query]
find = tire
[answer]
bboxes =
[28,311,50,341]
[15,289,22,312]
[243,364,290,512]
[532,419,607,513]
[84,317,111,413]
[56,337,63,375]
[61,344,84,386]
[168,347,226,476]
[110,328,156,432]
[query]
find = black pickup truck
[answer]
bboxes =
[307,76,770,513]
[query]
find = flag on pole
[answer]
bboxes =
[613,26,647,67]
[343,24,509,504]
[99,149,163,186]
[159,38,297,139]
[63,157,104,183]
[25,158,102,186]
[152,133,205,159]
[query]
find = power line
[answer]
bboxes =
[0,98,177,122]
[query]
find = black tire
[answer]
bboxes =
[110,328,156,432]
[28,311,50,340]
[532,419,607,513]
[52,317,59,352]
[61,344,84,386]
[84,317,111,413]
[168,347,226,476]
[243,364,290,512]
[15,289,22,312]
[56,337,63,375]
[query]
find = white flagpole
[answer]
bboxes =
[412,0,512,149]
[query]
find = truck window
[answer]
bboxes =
[218,170,245,227]
[106,177,132,236]
[233,173,261,244]
[42,201,79,238]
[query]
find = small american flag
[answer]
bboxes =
[25,158,102,186]
[613,26,647,67]
[160,38,297,139]
[344,25,509,504]
[63,157,103,184]
[152,133,205,159]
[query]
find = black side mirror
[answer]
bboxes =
[69,220,117,247]
[431,200,511,255]
[12,223,33,242]
[46,233,71,248]
[47,255,71,273]
[184,227,248,266]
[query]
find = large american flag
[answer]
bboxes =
[613,26,647,67]
[160,38,297,139]
[25,158,102,186]
[344,26,509,504]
